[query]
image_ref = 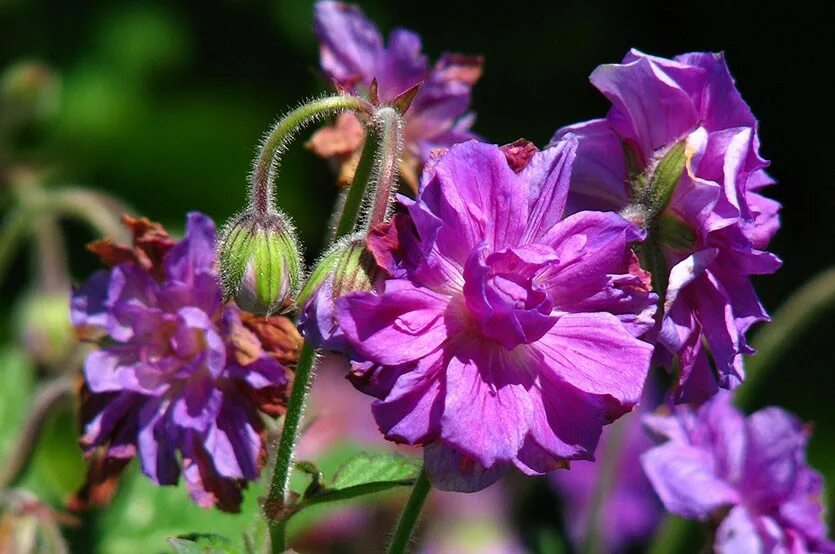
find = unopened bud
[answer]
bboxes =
[1,61,61,128]
[296,234,377,309]
[217,209,302,315]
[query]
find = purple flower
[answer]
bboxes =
[551,405,662,552]
[553,50,781,403]
[309,1,483,190]
[71,213,298,511]
[335,139,656,492]
[641,393,835,553]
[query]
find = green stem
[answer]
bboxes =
[262,102,400,553]
[646,517,693,554]
[266,342,316,552]
[365,107,403,230]
[335,106,404,238]
[734,266,835,409]
[581,419,628,554]
[387,467,431,554]
[334,123,379,238]
[0,189,128,287]
[251,95,368,216]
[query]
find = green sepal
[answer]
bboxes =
[639,140,688,219]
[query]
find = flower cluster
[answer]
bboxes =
[554,51,781,402]
[71,213,299,511]
[642,393,835,553]
[309,0,483,189]
[335,139,657,491]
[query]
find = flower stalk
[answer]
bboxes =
[261,100,405,554]
[251,95,370,217]
[387,467,431,554]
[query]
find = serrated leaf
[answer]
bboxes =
[290,453,419,516]
[168,533,238,554]
[331,453,419,489]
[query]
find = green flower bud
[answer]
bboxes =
[217,209,302,315]
[15,290,73,366]
[296,234,377,308]
[1,61,61,128]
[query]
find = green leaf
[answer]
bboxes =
[291,453,419,516]
[95,464,263,554]
[331,453,420,490]
[168,533,239,554]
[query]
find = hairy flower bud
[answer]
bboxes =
[297,234,377,308]
[218,209,302,315]
[296,234,379,351]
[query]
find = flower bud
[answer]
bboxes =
[1,61,61,129]
[15,290,74,366]
[296,234,377,309]
[296,234,379,351]
[217,209,302,315]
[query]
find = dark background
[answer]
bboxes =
[2,0,834,547]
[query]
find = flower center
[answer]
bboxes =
[462,245,557,350]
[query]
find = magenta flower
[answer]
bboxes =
[551,406,662,552]
[642,393,835,553]
[554,50,781,403]
[71,213,297,511]
[309,1,483,189]
[335,140,656,491]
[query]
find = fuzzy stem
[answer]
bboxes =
[251,95,368,216]
[266,342,316,552]
[365,107,404,229]
[734,266,835,409]
[335,125,379,239]
[387,466,431,554]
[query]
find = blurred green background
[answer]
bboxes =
[1,0,833,551]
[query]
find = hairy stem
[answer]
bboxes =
[735,266,835,408]
[387,467,431,554]
[335,106,404,238]
[365,107,404,229]
[251,95,368,216]
[262,102,400,553]
[266,342,316,552]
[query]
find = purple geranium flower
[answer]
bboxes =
[309,1,483,190]
[642,392,835,553]
[71,213,297,511]
[553,50,781,403]
[551,397,662,552]
[335,139,657,491]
